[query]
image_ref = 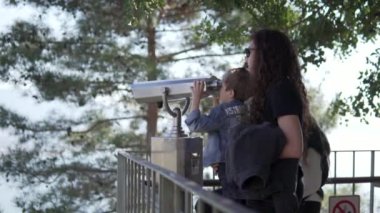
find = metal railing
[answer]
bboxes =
[328,150,380,213]
[118,150,380,213]
[202,150,380,213]
[117,151,253,213]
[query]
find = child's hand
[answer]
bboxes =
[191,80,205,101]
[190,80,205,111]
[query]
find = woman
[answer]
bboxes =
[244,29,311,212]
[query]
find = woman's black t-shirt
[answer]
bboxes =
[263,78,303,125]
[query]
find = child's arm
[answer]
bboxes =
[185,80,224,132]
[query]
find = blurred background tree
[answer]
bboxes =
[0,0,378,212]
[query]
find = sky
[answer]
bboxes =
[0,1,379,212]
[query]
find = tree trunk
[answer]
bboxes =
[145,16,158,154]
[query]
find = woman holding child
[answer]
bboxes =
[242,29,311,212]
[186,29,311,213]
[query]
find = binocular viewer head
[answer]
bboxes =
[131,76,222,103]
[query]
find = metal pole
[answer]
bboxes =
[126,158,131,212]
[353,151,356,194]
[117,153,126,213]
[146,168,151,213]
[138,164,142,212]
[370,151,375,213]
[174,185,183,212]
[184,191,191,213]
[159,175,174,212]
[152,171,156,213]
[334,151,337,195]
[132,162,137,213]
[142,167,146,213]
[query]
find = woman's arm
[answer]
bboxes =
[277,115,303,159]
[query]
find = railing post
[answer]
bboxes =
[184,191,191,213]
[159,175,174,212]
[152,171,157,213]
[117,153,126,213]
[132,162,136,213]
[125,158,133,212]
[352,151,356,195]
[334,151,337,195]
[142,167,146,213]
[174,185,185,212]
[370,150,375,213]
[137,164,142,212]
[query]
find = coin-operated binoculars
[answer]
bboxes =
[131,76,221,184]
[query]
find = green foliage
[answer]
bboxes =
[0,20,144,104]
[338,48,380,120]
[329,48,380,122]
[124,0,166,25]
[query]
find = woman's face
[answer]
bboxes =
[245,41,256,75]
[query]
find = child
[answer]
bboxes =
[185,67,250,195]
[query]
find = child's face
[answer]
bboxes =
[219,82,234,103]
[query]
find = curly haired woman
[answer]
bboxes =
[243,29,311,213]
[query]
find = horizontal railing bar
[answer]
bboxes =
[331,150,380,152]
[326,177,380,184]
[204,177,380,187]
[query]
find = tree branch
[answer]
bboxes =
[155,27,193,32]
[71,115,148,134]
[288,4,329,30]
[31,164,116,178]
[13,115,146,134]
[156,43,209,63]
[15,39,115,47]
[161,7,206,20]
[288,15,313,30]
[162,52,243,63]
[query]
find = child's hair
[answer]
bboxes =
[222,67,250,102]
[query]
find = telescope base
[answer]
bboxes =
[151,136,203,184]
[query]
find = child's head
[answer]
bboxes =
[219,67,250,103]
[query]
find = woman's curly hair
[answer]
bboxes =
[248,29,311,136]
